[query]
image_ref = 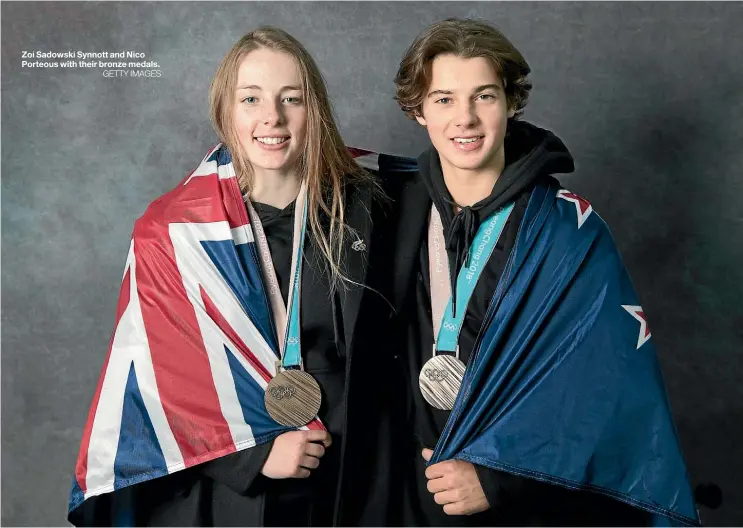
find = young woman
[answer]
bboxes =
[68,27,403,527]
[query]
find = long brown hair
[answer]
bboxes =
[394,18,532,120]
[209,26,373,291]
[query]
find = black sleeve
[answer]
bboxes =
[68,444,275,527]
[68,466,204,527]
[474,464,651,526]
[198,440,275,496]
[474,464,534,513]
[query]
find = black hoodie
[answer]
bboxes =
[410,120,575,446]
[416,120,575,317]
[399,121,650,526]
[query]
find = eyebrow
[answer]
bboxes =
[236,84,302,91]
[427,89,453,99]
[474,84,503,93]
[427,84,504,98]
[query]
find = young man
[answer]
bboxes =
[386,18,700,526]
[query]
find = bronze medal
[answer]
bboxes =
[265,369,322,427]
[419,355,466,411]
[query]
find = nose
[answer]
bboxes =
[454,100,478,128]
[262,99,284,126]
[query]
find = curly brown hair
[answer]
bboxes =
[394,18,532,120]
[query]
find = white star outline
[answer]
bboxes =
[622,305,652,349]
[557,189,593,228]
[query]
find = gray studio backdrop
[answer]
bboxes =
[2,1,742,526]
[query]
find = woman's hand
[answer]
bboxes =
[260,430,332,479]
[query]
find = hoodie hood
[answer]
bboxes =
[417,120,575,315]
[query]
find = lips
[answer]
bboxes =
[253,135,291,151]
[254,136,290,145]
[451,135,484,143]
[450,135,485,152]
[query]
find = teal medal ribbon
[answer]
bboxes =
[420,202,514,410]
[245,184,322,427]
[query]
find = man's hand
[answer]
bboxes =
[260,430,332,479]
[422,448,490,515]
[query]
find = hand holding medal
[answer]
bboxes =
[260,429,332,479]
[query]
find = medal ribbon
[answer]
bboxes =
[428,202,514,357]
[245,182,308,370]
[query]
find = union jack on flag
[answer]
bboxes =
[68,144,345,515]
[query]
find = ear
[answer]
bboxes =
[415,113,427,127]
[507,107,516,119]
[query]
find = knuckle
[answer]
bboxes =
[444,504,461,516]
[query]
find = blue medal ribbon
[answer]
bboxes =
[433,203,514,354]
[281,196,308,369]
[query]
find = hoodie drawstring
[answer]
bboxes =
[445,206,478,317]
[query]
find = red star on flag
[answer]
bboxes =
[347,146,379,171]
[622,305,652,349]
[347,147,374,158]
[557,189,593,228]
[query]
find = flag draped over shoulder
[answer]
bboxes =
[430,179,700,526]
[68,145,331,516]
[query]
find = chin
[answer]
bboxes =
[252,152,291,167]
[258,162,293,173]
[445,154,487,171]
[453,162,487,172]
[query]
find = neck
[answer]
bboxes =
[250,169,301,209]
[440,148,506,209]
